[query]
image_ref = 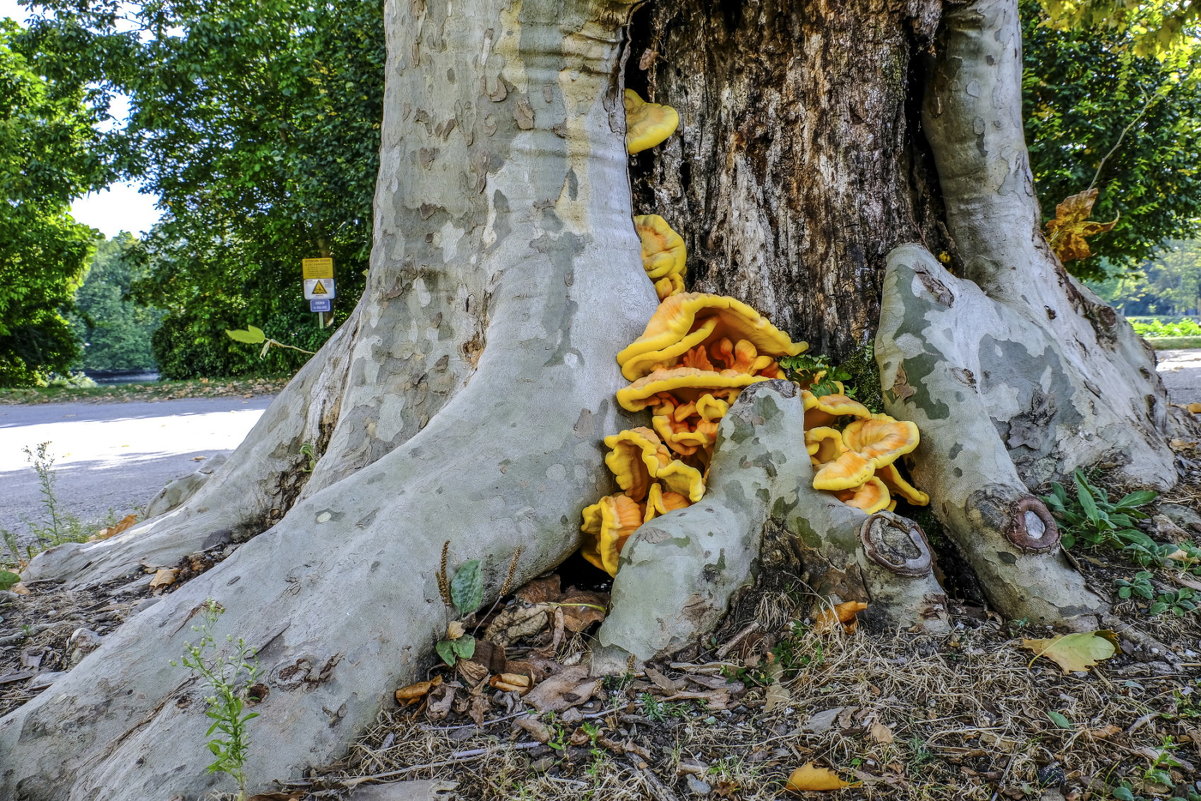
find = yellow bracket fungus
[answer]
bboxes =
[623,89,680,154]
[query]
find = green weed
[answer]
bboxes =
[1043,469,1165,565]
[174,600,260,800]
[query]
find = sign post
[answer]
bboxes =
[302,257,336,327]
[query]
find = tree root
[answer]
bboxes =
[593,381,949,673]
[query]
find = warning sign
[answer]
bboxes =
[302,257,334,279]
[303,278,336,300]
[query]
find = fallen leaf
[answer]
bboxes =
[1021,631,1119,673]
[869,719,895,744]
[394,676,442,706]
[786,762,861,792]
[1188,403,1201,414]
[523,664,599,712]
[1170,438,1197,452]
[489,672,532,693]
[148,568,178,590]
[801,707,849,734]
[1044,188,1118,263]
[1085,724,1122,740]
[92,513,138,541]
[11,582,30,595]
[515,716,554,743]
[515,575,561,604]
[814,601,868,634]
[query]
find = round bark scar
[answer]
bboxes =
[860,512,933,577]
[1004,496,1060,552]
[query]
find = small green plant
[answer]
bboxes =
[22,442,88,549]
[638,692,693,722]
[906,735,934,770]
[226,325,316,358]
[778,353,853,397]
[175,600,260,800]
[1043,469,1165,565]
[434,551,483,666]
[1115,571,1198,616]
[299,442,317,473]
[771,620,826,675]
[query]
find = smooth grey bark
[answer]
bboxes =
[919,0,1176,489]
[1,1,649,798]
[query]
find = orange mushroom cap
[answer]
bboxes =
[812,449,875,492]
[644,482,691,524]
[581,493,645,576]
[617,293,806,381]
[804,426,846,464]
[842,417,920,469]
[616,365,768,412]
[876,462,930,506]
[653,273,686,300]
[634,215,687,280]
[801,391,872,429]
[603,427,671,501]
[624,89,680,154]
[835,477,891,514]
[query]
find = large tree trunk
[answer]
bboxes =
[0,0,1184,798]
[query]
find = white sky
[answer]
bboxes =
[4,0,164,238]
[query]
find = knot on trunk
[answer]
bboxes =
[859,511,933,577]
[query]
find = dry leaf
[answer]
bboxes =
[445,621,465,640]
[523,664,599,712]
[814,601,868,634]
[869,719,895,744]
[1187,403,1201,414]
[1169,438,1197,452]
[92,513,138,541]
[515,575,561,604]
[10,582,30,596]
[489,672,532,693]
[1044,188,1118,262]
[1085,724,1122,740]
[786,762,861,792]
[148,568,178,590]
[1021,631,1119,673]
[394,676,442,706]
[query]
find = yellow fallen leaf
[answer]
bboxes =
[1170,438,1198,452]
[786,762,860,792]
[1187,403,1201,414]
[1021,631,1119,673]
[869,719,895,744]
[394,675,442,706]
[1044,188,1118,263]
[148,568,178,590]
[92,513,138,541]
[814,601,868,634]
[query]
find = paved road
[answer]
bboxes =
[0,396,273,541]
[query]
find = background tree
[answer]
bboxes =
[0,18,106,386]
[1023,0,1201,278]
[0,1,1193,799]
[70,233,163,372]
[1091,239,1201,314]
[21,0,384,378]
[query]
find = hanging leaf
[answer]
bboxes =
[1021,631,1119,673]
[225,326,267,344]
[450,560,484,615]
[786,763,860,792]
[1044,189,1118,263]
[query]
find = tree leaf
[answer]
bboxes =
[451,635,476,660]
[226,327,266,344]
[450,560,483,615]
[1046,710,1073,729]
[1021,631,1119,673]
[434,639,456,667]
[1044,189,1118,263]
[786,762,860,792]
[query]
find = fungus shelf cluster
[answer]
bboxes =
[580,91,928,576]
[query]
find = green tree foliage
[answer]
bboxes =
[70,233,163,372]
[0,19,106,386]
[22,0,383,378]
[1089,239,1201,315]
[1023,0,1201,279]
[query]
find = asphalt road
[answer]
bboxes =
[0,396,273,542]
